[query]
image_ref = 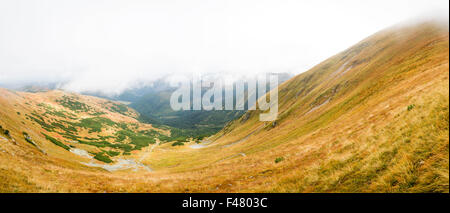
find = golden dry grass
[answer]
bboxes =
[0,20,448,193]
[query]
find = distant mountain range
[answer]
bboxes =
[87,72,293,137]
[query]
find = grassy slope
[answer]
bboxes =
[0,20,448,192]
[0,89,170,190]
[206,21,449,192]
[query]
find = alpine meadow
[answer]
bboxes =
[1,18,448,193]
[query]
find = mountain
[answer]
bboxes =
[120,72,293,137]
[0,20,448,192]
[204,20,449,192]
[0,89,178,172]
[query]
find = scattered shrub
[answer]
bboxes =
[105,150,120,157]
[172,141,184,146]
[115,129,156,150]
[94,152,113,163]
[275,157,284,163]
[108,102,129,115]
[42,133,70,150]
[23,132,35,146]
[56,95,91,112]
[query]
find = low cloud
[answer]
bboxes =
[0,0,448,95]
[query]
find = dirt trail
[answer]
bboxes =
[305,98,330,115]
[189,125,264,149]
[82,159,152,172]
[216,152,247,164]
[223,125,264,148]
[329,55,356,78]
[189,138,213,149]
[139,139,160,162]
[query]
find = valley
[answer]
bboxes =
[0,20,448,193]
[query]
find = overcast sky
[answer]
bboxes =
[0,0,448,95]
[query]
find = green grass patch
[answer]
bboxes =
[93,152,113,163]
[105,150,120,157]
[56,95,91,112]
[76,117,116,133]
[172,141,184,146]
[42,133,70,150]
[115,130,156,150]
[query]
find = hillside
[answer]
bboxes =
[0,20,448,192]
[206,20,450,192]
[0,89,176,171]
